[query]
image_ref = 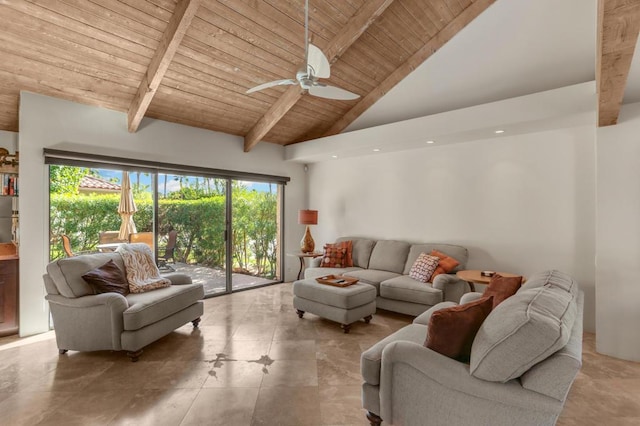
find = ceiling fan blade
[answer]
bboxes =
[246,79,296,94]
[307,44,331,78]
[308,84,360,100]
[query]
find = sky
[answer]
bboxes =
[95,169,274,195]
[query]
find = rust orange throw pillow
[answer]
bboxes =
[483,274,523,308]
[425,296,493,362]
[429,249,460,282]
[321,245,347,268]
[325,241,353,267]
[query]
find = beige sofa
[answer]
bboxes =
[304,237,470,316]
[360,270,583,425]
[44,252,204,361]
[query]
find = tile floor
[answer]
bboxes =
[0,282,637,425]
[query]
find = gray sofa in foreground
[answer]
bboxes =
[44,252,204,361]
[304,237,470,316]
[361,270,583,426]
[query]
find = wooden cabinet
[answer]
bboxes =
[0,258,18,337]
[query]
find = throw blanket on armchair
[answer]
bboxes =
[116,243,171,293]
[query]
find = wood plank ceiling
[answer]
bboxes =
[0,0,496,149]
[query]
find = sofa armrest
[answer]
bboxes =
[432,274,470,302]
[379,341,561,423]
[309,257,322,268]
[46,292,128,309]
[45,293,128,351]
[161,272,193,285]
[413,301,457,325]
[460,292,484,304]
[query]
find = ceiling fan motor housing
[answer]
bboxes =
[296,70,314,90]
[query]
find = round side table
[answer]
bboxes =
[288,252,323,280]
[456,270,521,292]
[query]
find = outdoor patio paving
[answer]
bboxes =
[170,262,277,295]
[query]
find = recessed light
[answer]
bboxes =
[494,130,505,134]
[331,155,338,158]
[426,140,435,144]
[373,148,381,152]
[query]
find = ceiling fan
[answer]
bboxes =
[245,0,360,101]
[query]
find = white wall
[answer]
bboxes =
[18,92,306,336]
[596,101,640,361]
[307,126,597,332]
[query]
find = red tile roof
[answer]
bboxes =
[79,175,121,191]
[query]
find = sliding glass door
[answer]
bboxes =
[157,173,228,296]
[49,164,283,297]
[231,180,281,291]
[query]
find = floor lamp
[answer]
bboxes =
[298,209,318,253]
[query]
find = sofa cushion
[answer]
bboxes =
[124,283,205,331]
[361,324,427,385]
[304,266,363,279]
[320,245,347,268]
[470,271,579,382]
[380,276,443,306]
[483,274,523,308]
[368,240,410,274]
[337,237,376,268]
[46,252,125,298]
[82,259,129,296]
[520,270,578,296]
[403,244,469,275]
[425,296,493,362]
[344,269,401,294]
[408,253,440,283]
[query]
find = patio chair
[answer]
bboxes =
[98,231,126,252]
[158,229,178,265]
[61,235,75,257]
[129,232,154,251]
[61,235,93,257]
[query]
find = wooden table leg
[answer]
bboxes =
[297,256,305,280]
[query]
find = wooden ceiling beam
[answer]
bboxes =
[322,0,497,138]
[596,0,640,127]
[127,0,201,133]
[243,0,396,152]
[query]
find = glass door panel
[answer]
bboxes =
[231,180,281,291]
[48,166,153,260]
[157,173,228,296]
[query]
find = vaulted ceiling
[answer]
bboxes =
[0,0,638,151]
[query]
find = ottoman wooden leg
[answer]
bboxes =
[296,309,305,318]
[341,323,351,334]
[364,315,373,324]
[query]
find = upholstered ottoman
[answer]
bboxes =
[293,278,376,333]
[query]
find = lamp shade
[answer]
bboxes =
[298,209,318,225]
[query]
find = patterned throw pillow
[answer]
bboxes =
[325,241,353,267]
[409,253,440,283]
[429,249,460,282]
[321,245,347,268]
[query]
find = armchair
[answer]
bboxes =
[44,251,204,361]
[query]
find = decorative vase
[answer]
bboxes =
[300,225,315,253]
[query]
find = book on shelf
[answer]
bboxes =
[0,173,18,196]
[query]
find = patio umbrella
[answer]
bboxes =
[118,171,137,241]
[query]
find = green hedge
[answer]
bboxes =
[50,192,278,277]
